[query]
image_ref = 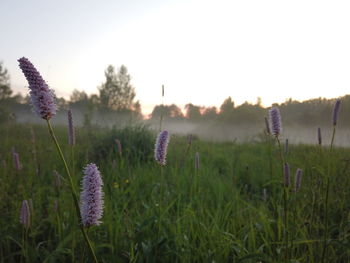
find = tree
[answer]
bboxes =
[0,61,12,100]
[220,97,234,113]
[151,104,184,120]
[70,89,89,103]
[132,100,141,114]
[185,103,202,120]
[202,106,218,120]
[98,65,136,111]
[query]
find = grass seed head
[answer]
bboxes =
[195,152,200,171]
[318,127,322,145]
[67,109,75,146]
[332,99,341,126]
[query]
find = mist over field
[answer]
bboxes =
[10,107,350,146]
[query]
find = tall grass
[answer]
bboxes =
[0,122,350,262]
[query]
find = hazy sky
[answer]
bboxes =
[2,0,350,115]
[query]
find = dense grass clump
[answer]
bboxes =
[0,123,350,262]
[91,125,155,165]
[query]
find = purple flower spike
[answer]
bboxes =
[67,109,75,146]
[284,163,290,187]
[332,99,341,126]
[154,130,170,166]
[269,107,282,136]
[12,152,22,170]
[295,168,302,192]
[80,163,104,227]
[317,127,322,146]
[18,57,57,120]
[20,200,31,229]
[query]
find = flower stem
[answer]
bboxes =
[277,137,288,263]
[330,125,336,152]
[321,125,336,262]
[46,120,98,263]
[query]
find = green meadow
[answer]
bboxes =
[0,122,349,262]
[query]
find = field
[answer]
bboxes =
[0,120,350,262]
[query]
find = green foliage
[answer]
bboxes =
[220,96,235,119]
[185,103,202,120]
[1,123,350,262]
[98,65,136,111]
[0,105,15,124]
[91,125,155,165]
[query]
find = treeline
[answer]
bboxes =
[0,60,349,127]
[150,96,350,128]
[0,62,142,125]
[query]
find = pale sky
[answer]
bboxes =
[2,0,350,115]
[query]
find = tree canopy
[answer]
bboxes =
[0,62,12,100]
[98,65,136,111]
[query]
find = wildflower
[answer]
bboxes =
[295,168,302,192]
[67,109,75,146]
[12,152,22,170]
[332,99,341,126]
[284,163,290,187]
[18,57,57,120]
[268,107,282,136]
[20,200,31,229]
[80,163,104,227]
[154,130,170,165]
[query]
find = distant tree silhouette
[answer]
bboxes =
[133,100,142,115]
[202,106,218,120]
[98,65,136,111]
[70,89,89,103]
[233,102,264,124]
[219,97,235,120]
[0,62,12,100]
[151,104,184,120]
[185,103,202,120]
